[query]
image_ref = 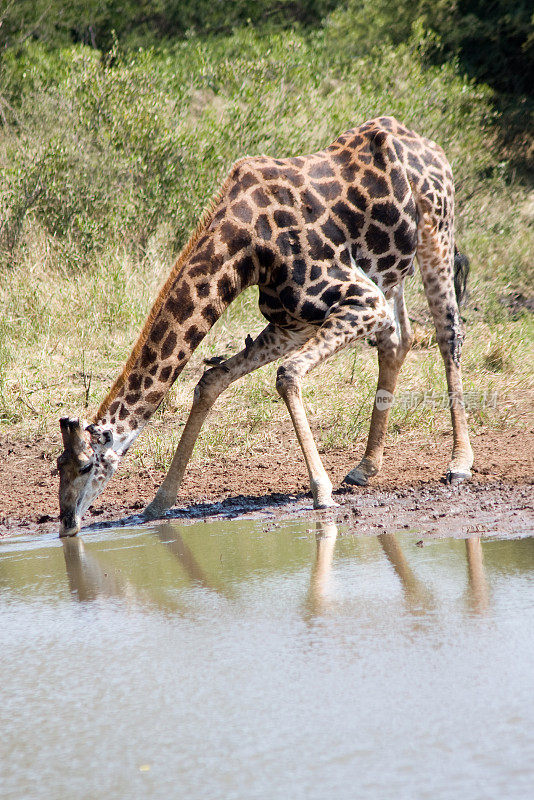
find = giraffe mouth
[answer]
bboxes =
[59,512,81,537]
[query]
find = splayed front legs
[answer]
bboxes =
[143,275,396,518]
[142,324,308,520]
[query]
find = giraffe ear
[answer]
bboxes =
[60,417,93,461]
[60,417,73,451]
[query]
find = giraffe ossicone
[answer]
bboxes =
[57,115,474,536]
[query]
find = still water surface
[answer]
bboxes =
[1,519,533,800]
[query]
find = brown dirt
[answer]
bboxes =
[0,424,532,538]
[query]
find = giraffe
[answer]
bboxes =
[57,115,474,536]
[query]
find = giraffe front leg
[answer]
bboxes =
[443,359,473,483]
[276,291,396,508]
[276,367,337,508]
[141,366,228,521]
[344,282,414,486]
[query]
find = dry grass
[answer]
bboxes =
[0,31,532,472]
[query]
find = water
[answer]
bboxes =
[1,519,533,800]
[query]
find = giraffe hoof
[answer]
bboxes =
[343,468,369,487]
[313,498,339,509]
[445,469,472,485]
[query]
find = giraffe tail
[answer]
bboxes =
[453,246,470,308]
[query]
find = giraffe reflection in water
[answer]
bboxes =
[377,532,435,613]
[464,537,490,613]
[62,536,139,605]
[62,524,490,616]
[62,524,227,610]
[305,524,489,618]
[305,521,338,617]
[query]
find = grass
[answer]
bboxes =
[0,26,532,474]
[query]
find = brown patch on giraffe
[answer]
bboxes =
[166,286,195,324]
[149,318,169,344]
[347,186,367,211]
[195,281,210,298]
[361,170,390,197]
[284,170,305,188]
[128,374,142,392]
[321,217,345,246]
[144,391,161,405]
[255,214,272,241]
[301,188,325,223]
[228,170,258,200]
[256,245,276,269]
[306,230,335,261]
[184,325,204,349]
[311,180,341,200]
[235,254,256,285]
[365,224,391,254]
[251,187,272,208]
[140,345,157,368]
[161,331,177,360]
[377,254,397,271]
[231,201,254,224]
[273,210,298,228]
[271,185,296,206]
[276,230,301,258]
[332,200,364,238]
[201,304,218,327]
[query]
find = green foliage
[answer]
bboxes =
[0,1,341,51]
[0,29,497,263]
[0,20,531,441]
[325,0,534,96]
[2,0,532,95]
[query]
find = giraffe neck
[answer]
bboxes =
[94,187,257,454]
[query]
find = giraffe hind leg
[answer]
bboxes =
[418,223,473,482]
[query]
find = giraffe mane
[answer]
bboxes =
[95,159,247,421]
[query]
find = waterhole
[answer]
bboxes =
[1,520,533,799]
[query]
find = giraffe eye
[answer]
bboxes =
[79,462,93,475]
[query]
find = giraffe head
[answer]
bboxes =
[57,417,119,536]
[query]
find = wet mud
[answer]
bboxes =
[0,426,532,538]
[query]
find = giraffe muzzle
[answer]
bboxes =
[59,512,81,538]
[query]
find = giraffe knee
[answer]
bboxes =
[193,365,228,408]
[373,299,397,340]
[276,364,300,399]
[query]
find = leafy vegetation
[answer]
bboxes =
[0,3,532,470]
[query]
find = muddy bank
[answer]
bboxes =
[0,426,532,537]
[79,481,532,541]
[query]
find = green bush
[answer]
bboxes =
[325,0,534,96]
[0,28,498,265]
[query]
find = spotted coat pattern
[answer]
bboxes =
[57,116,473,533]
